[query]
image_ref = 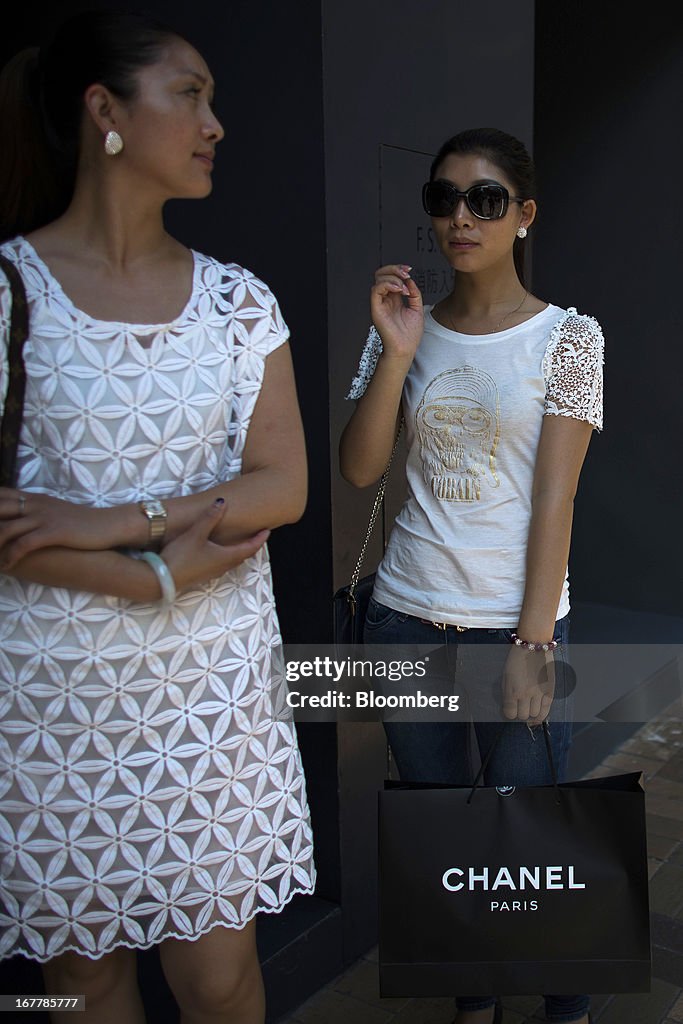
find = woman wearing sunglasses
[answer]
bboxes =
[340,128,603,1024]
[0,11,315,1023]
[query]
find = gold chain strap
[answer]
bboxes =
[348,419,404,603]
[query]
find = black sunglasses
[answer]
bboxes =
[422,180,525,220]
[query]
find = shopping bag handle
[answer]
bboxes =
[466,720,560,805]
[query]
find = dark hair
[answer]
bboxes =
[0,10,182,242]
[429,127,536,284]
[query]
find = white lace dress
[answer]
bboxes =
[0,237,315,962]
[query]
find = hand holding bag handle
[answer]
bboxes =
[467,720,560,805]
[0,253,29,488]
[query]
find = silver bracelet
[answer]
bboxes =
[138,551,177,606]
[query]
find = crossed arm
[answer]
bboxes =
[0,343,306,601]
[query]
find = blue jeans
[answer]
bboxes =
[364,598,590,1023]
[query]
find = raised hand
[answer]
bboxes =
[370,264,424,363]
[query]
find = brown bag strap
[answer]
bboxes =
[0,253,29,488]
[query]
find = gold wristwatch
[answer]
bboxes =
[139,499,168,551]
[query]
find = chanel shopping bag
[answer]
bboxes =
[378,726,650,996]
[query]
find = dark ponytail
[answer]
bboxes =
[0,10,182,243]
[0,47,71,243]
[429,127,537,287]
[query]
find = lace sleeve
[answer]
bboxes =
[346,325,383,399]
[220,264,291,470]
[542,308,604,431]
[229,267,290,357]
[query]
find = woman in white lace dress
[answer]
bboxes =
[340,129,602,1024]
[0,11,314,1023]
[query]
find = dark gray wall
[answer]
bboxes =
[534,1,683,622]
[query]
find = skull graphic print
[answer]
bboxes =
[415,365,500,502]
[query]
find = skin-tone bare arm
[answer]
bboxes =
[10,547,163,602]
[518,415,593,640]
[4,503,270,600]
[502,414,594,724]
[0,342,306,567]
[339,265,423,487]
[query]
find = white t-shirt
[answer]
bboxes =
[347,304,604,628]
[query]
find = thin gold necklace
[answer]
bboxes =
[447,290,529,334]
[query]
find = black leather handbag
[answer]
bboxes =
[333,566,379,646]
[333,422,402,646]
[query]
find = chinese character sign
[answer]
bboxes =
[380,145,454,304]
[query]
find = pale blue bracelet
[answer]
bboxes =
[138,551,177,606]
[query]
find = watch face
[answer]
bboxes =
[143,500,166,517]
